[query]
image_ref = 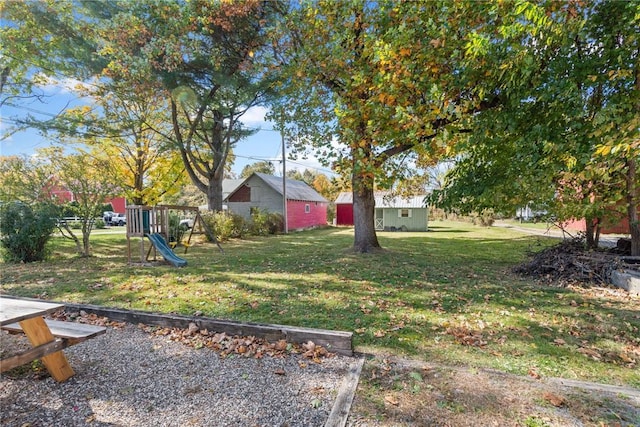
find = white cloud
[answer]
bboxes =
[240,106,270,125]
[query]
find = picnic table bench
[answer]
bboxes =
[0,297,106,381]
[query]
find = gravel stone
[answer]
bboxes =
[1,324,352,426]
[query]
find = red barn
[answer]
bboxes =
[43,176,126,213]
[43,177,74,203]
[225,172,328,231]
[563,205,639,235]
[335,192,354,226]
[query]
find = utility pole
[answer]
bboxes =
[281,129,288,234]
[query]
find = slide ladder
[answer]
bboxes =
[146,233,188,267]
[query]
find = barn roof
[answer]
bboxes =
[334,191,427,208]
[227,172,327,203]
[335,192,352,204]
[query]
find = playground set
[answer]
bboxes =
[125,205,222,267]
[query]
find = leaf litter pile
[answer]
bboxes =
[513,235,638,286]
[51,310,333,364]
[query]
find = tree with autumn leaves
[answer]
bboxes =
[98,0,282,211]
[274,1,637,253]
[432,1,639,255]
[273,1,553,252]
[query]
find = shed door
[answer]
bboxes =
[375,208,384,230]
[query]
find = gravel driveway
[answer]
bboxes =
[1,324,352,427]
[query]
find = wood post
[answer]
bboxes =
[19,316,75,382]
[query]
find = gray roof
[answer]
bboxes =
[233,172,327,203]
[335,191,427,208]
[335,192,352,204]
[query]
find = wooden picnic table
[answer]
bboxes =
[1,297,105,382]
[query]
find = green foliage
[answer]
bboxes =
[240,161,276,178]
[434,1,639,253]
[0,202,58,263]
[249,209,283,236]
[470,209,495,227]
[167,213,187,244]
[201,211,248,241]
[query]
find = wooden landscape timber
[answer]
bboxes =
[63,302,354,356]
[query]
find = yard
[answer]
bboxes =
[1,220,639,425]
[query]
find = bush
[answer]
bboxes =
[201,211,248,241]
[470,209,495,227]
[168,213,187,244]
[249,209,283,236]
[266,212,284,234]
[0,202,58,263]
[94,218,106,229]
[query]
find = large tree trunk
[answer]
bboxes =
[352,171,380,253]
[207,173,224,212]
[626,157,640,256]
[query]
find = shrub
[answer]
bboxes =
[201,211,248,241]
[94,218,106,229]
[470,209,495,227]
[0,202,58,263]
[266,212,284,234]
[168,213,187,244]
[249,209,282,236]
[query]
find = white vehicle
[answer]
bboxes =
[179,218,194,229]
[111,213,126,226]
[103,211,115,223]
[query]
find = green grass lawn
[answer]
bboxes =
[499,218,563,231]
[2,220,638,387]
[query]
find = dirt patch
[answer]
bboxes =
[348,357,640,426]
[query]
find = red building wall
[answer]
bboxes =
[563,204,638,235]
[107,197,127,214]
[43,177,74,203]
[564,216,633,234]
[287,200,327,230]
[336,203,354,226]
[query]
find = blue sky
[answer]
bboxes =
[0,78,331,177]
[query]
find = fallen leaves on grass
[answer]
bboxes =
[446,326,487,347]
[542,391,567,407]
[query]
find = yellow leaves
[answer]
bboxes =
[561,152,577,169]
[594,144,611,157]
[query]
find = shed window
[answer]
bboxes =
[398,209,412,218]
[305,204,311,213]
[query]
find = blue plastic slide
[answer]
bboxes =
[146,233,188,267]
